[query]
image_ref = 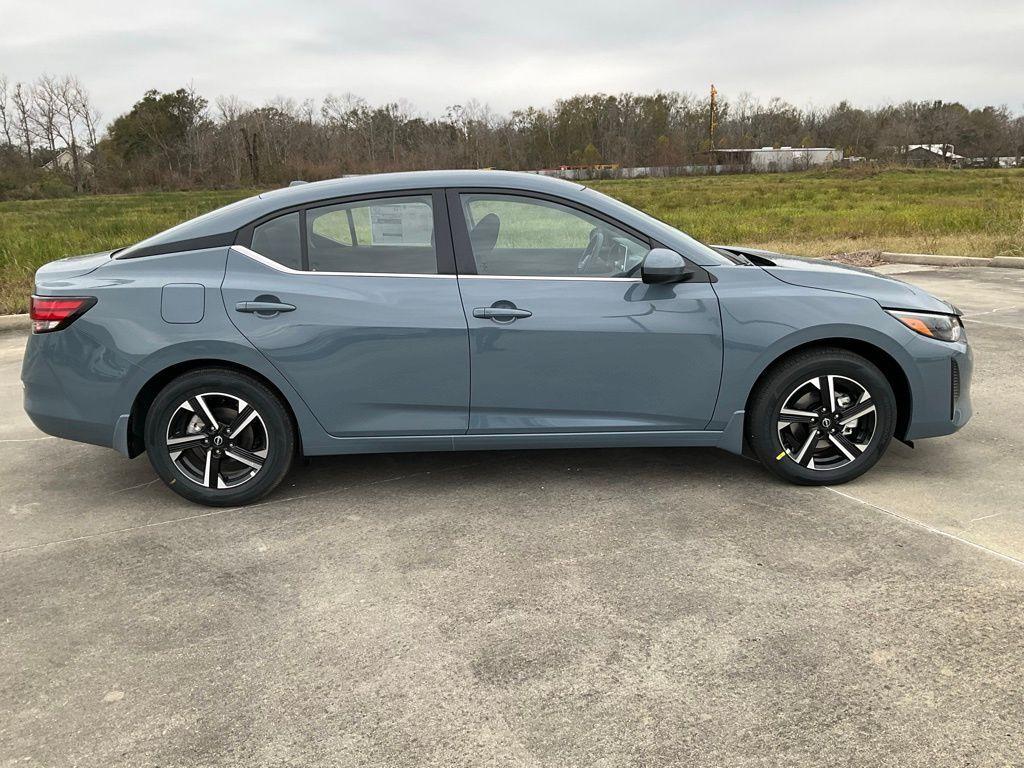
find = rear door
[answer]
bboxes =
[448,189,723,434]
[223,190,469,437]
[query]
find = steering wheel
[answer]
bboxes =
[577,228,605,274]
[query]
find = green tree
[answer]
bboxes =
[579,142,603,165]
[107,88,208,170]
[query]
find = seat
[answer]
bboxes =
[469,213,500,254]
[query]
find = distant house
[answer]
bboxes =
[44,149,94,175]
[904,144,964,167]
[712,146,842,171]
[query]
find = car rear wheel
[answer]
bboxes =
[145,369,295,506]
[747,348,896,485]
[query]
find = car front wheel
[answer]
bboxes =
[747,348,896,485]
[145,368,295,506]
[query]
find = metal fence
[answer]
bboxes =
[527,164,758,181]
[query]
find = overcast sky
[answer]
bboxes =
[2,0,1022,125]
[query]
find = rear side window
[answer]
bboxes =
[306,195,436,274]
[251,212,302,270]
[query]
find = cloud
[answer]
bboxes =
[0,0,1021,126]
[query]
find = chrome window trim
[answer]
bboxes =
[232,245,640,282]
[457,274,642,282]
[230,245,455,279]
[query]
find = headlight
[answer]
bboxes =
[886,309,963,342]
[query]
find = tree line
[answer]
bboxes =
[1,73,1022,199]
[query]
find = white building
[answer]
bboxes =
[43,149,93,174]
[713,146,843,171]
[904,144,965,166]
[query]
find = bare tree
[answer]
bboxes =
[82,98,101,150]
[52,76,87,190]
[20,75,97,190]
[31,75,60,153]
[214,95,247,184]
[215,94,245,123]
[11,82,33,160]
[0,75,13,147]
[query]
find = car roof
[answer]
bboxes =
[258,170,586,207]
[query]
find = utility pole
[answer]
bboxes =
[709,83,718,152]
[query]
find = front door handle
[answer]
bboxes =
[473,306,532,322]
[235,299,296,315]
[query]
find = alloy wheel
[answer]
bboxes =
[165,392,269,489]
[776,375,877,471]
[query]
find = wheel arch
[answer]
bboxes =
[127,359,303,458]
[743,337,913,443]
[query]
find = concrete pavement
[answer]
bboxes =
[2,267,1022,766]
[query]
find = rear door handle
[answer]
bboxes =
[235,300,296,314]
[473,307,532,321]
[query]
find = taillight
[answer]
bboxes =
[29,295,97,333]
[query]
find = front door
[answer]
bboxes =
[449,190,723,434]
[223,191,469,437]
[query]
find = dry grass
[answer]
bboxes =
[746,234,1009,259]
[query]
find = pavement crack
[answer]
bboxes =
[111,478,160,493]
[952,511,1007,538]
[824,486,1024,569]
[968,511,1005,524]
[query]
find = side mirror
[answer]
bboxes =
[641,248,692,284]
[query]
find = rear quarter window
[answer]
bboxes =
[251,212,303,270]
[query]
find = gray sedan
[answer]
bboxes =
[22,171,972,506]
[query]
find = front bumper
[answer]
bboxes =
[902,334,973,440]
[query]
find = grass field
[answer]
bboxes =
[1,168,1022,315]
[589,167,1024,260]
[0,189,258,315]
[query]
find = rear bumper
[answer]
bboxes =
[22,400,115,449]
[20,329,131,452]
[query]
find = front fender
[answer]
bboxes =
[708,265,925,434]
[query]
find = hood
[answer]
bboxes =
[34,250,115,290]
[716,246,958,315]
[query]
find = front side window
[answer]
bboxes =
[251,211,303,270]
[306,195,436,274]
[460,194,650,277]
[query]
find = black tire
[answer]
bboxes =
[746,348,896,486]
[145,368,295,506]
